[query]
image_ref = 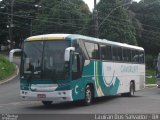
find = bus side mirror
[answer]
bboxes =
[9,49,22,62]
[64,47,75,62]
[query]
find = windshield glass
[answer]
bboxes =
[21,40,70,80]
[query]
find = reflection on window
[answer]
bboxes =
[22,41,70,80]
[23,41,43,74]
[84,42,99,59]
[43,41,69,79]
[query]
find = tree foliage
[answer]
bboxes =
[0,0,39,47]
[32,0,91,35]
[129,0,160,56]
[97,0,137,45]
[0,0,90,48]
[0,0,160,59]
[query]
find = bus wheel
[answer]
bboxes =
[129,82,135,97]
[121,82,135,97]
[42,101,52,106]
[84,85,93,105]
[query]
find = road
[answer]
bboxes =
[0,57,160,119]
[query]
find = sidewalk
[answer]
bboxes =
[145,84,157,87]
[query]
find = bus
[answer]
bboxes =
[19,34,145,105]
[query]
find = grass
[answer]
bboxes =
[0,55,15,81]
[146,69,156,84]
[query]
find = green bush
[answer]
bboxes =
[0,55,15,81]
[145,55,154,69]
[146,69,156,84]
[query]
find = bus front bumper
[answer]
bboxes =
[20,90,73,103]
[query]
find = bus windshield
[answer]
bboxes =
[21,40,70,80]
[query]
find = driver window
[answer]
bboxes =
[72,55,78,72]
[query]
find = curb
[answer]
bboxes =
[0,64,19,85]
[145,84,157,87]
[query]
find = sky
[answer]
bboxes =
[83,0,141,11]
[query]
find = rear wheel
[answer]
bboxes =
[121,82,135,97]
[129,82,135,96]
[42,101,52,106]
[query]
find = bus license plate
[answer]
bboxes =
[37,94,46,98]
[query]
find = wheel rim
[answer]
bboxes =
[86,87,92,104]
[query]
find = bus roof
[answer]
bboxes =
[27,34,71,41]
[26,34,144,51]
[67,34,144,51]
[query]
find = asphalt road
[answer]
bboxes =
[0,57,160,120]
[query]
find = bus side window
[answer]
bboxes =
[112,46,122,61]
[78,40,89,60]
[139,51,144,64]
[127,49,131,62]
[132,50,139,63]
[94,43,100,60]
[106,45,112,60]
[123,48,127,61]
[100,44,112,61]
[117,47,122,61]
[72,53,83,80]
[84,42,100,60]
[123,48,131,62]
[100,45,105,60]
[112,46,117,61]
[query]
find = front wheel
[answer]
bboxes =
[42,101,52,106]
[83,85,93,105]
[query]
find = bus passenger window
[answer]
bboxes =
[112,46,117,61]
[123,48,127,61]
[127,49,131,62]
[112,46,122,61]
[117,47,122,61]
[139,51,144,63]
[132,50,139,63]
[94,44,99,60]
[106,45,112,60]
[100,45,112,61]
[100,45,107,60]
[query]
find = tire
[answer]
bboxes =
[129,82,135,97]
[83,85,93,105]
[42,101,52,106]
[121,82,135,97]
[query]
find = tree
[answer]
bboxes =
[97,0,137,45]
[129,0,160,56]
[0,0,9,46]
[0,0,40,48]
[32,0,91,35]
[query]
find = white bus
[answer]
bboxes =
[19,34,145,105]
